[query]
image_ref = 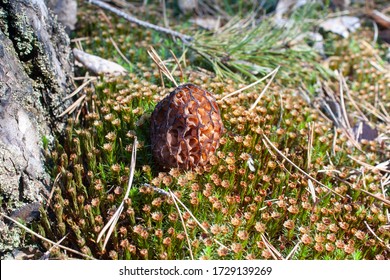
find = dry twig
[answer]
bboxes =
[88,0,193,44]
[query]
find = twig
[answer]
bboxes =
[87,0,193,44]
[0,213,95,259]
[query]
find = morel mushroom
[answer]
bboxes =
[151,83,224,170]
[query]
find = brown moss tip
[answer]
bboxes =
[150,83,224,170]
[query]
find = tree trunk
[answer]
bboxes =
[0,0,73,255]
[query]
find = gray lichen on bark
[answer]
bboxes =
[0,0,74,254]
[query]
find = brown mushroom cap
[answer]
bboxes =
[150,83,224,170]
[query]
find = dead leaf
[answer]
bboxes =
[275,0,308,19]
[379,29,390,43]
[190,17,220,30]
[353,121,378,142]
[178,0,198,13]
[320,16,360,38]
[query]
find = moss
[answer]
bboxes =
[36,2,390,260]
[41,70,389,259]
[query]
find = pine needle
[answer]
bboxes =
[169,50,184,81]
[307,179,318,204]
[147,47,178,87]
[262,133,344,198]
[168,189,229,250]
[220,65,280,101]
[348,156,390,173]
[249,65,280,111]
[109,37,133,66]
[381,174,390,224]
[261,234,284,260]
[286,240,302,260]
[307,122,314,170]
[341,74,369,122]
[97,137,138,250]
[364,221,390,251]
[59,94,87,117]
[0,213,95,259]
[45,173,62,211]
[338,73,352,131]
[41,234,68,260]
[63,77,97,101]
[358,189,390,207]
[168,189,194,260]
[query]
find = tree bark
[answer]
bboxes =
[0,0,73,254]
[46,0,78,32]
